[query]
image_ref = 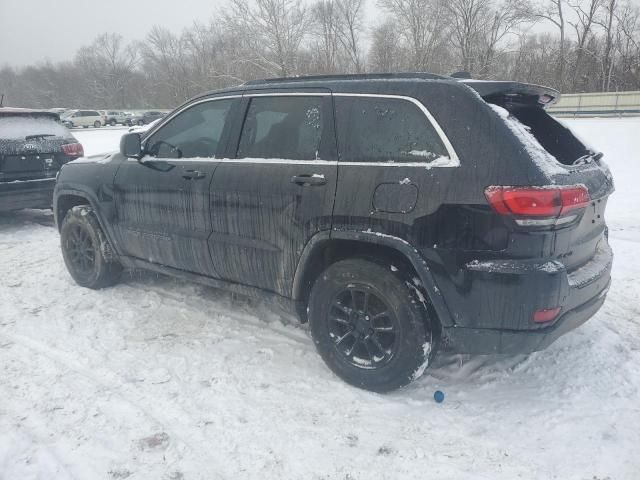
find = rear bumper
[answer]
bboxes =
[0,178,55,211]
[441,241,613,354]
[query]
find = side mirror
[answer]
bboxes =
[120,133,142,158]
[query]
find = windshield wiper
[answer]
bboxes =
[25,134,56,140]
[573,151,603,165]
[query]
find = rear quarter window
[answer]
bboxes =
[335,96,449,164]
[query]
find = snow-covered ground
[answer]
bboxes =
[1,118,639,479]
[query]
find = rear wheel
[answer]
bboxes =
[110,119,116,126]
[60,206,122,289]
[94,120,101,128]
[308,258,436,392]
[137,120,144,126]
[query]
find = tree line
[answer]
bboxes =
[1,0,639,109]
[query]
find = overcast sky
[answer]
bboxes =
[0,0,227,66]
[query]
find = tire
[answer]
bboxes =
[60,205,122,289]
[94,120,101,128]
[110,119,116,126]
[137,120,144,126]
[67,122,74,129]
[308,258,437,392]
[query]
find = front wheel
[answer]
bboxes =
[308,258,437,392]
[60,205,122,289]
[110,119,116,126]
[94,120,101,128]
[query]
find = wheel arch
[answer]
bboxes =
[55,192,90,231]
[292,231,454,328]
[55,187,126,261]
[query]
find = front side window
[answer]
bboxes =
[335,96,449,163]
[146,99,233,159]
[237,96,323,160]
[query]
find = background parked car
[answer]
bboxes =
[60,110,103,128]
[103,111,130,126]
[127,118,161,133]
[1,107,83,211]
[129,110,166,126]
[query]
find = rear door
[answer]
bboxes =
[209,90,337,296]
[331,93,459,240]
[112,96,239,276]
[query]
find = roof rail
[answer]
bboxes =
[244,72,447,85]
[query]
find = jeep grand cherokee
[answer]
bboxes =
[53,74,614,392]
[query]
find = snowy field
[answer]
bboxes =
[1,118,639,479]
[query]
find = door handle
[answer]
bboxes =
[291,174,327,186]
[182,169,206,180]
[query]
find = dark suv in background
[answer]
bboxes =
[53,74,614,392]
[1,108,83,211]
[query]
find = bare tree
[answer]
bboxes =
[536,0,568,88]
[311,0,341,72]
[378,0,449,71]
[369,21,406,71]
[225,0,310,77]
[75,33,138,107]
[335,0,366,73]
[446,0,532,76]
[568,0,602,90]
[595,0,619,90]
[614,1,640,89]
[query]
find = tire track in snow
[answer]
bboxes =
[0,330,236,478]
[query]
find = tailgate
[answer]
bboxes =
[470,79,615,270]
[0,138,68,182]
[551,161,614,271]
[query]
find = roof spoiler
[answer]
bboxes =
[459,80,561,107]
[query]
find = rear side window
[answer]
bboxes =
[237,96,323,160]
[0,115,69,139]
[146,99,233,159]
[335,96,448,163]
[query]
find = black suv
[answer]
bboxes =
[1,108,83,211]
[53,74,614,392]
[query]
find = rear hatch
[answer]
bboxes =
[0,112,80,183]
[464,80,614,272]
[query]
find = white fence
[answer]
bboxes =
[547,91,640,117]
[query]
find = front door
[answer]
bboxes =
[209,91,337,296]
[112,97,239,276]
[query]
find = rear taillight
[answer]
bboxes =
[533,307,561,323]
[484,185,590,227]
[61,143,84,157]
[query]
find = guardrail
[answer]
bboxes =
[547,90,640,117]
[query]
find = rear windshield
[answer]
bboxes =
[507,106,591,165]
[0,115,69,140]
[487,102,592,166]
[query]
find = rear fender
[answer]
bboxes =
[293,230,455,327]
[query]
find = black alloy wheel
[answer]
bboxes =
[328,285,400,369]
[309,258,437,392]
[66,223,96,276]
